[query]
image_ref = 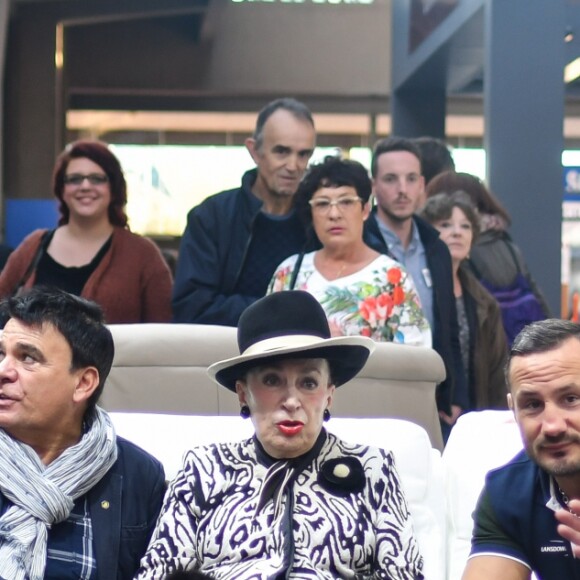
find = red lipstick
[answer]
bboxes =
[277,421,304,436]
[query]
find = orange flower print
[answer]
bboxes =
[359,296,378,326]
[392,285,405,306]
[320,258,431,344]
[387,267,402,286]
[376,292,394,319]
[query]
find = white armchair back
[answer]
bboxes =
[102,323,446,449]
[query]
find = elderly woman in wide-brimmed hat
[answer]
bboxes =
[136,291,424,580]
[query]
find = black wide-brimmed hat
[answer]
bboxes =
[208,291,375,392]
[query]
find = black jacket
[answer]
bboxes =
[172,169,311,326]
[0,436,166,580]
[364,212,467,413]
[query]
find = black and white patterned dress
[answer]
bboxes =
[136,430,424,579]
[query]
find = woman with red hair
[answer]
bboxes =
[0,140,172,323]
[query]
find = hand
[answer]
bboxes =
[555,500,580,556]
[439,405,462,426]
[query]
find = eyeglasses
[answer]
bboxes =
[64,173,109,186]
[308,196,363,213]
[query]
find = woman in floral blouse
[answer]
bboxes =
[268,156,431,347]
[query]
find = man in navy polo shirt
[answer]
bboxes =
[464,318,580,579]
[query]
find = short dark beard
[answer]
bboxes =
[543,460,580,477]
[528,439,580,477]
[377,205,414,226]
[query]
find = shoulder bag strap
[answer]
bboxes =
[288,251,305,290]
[501,233,524,275]
[13,229,54,295]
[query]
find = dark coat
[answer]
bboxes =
[459,264,509,410]
[172,169,312,326]
[364,212,467,414]
[469,228,551,317]
[0,436,166,580]
[172,169,263,325]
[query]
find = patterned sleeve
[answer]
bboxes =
[371,449,425,579]
[267,254,299,293]
[135,451,201,579]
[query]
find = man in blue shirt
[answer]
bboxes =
[464,319,580,579]
[363,137,466,432]
[0,287,165,580]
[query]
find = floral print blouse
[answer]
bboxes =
[268,252,432,347]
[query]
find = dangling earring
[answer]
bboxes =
[323,408,331,422]
[240,405,251,419]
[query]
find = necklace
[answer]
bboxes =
[334,263,347,280]
[559,486,580,517]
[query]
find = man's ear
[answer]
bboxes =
[72,367,100,405]
[507,392,514,412]
[245,137,260,166]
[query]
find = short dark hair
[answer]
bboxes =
[371,136,422,178]
[419,191,480,241]
[53,139,129,228]
[505,318,580,386]
[413,136,455,184]
[294,155,371,228]
[0,287,115,413]
[253,98,314,150]
[426,171,511,226]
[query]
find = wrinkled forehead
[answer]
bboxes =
[508,340,580,394]
[261,111,315,143]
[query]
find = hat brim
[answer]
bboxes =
[208,335,375,392]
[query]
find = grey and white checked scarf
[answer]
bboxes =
[0,407,118,580]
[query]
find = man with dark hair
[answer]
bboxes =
[464,318,580,579]
[364,136,466,435]
[413,136,455,186]
[0,287,165,580]
[173,97,317,325]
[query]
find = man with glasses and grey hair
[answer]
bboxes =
[172,98,317,326]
